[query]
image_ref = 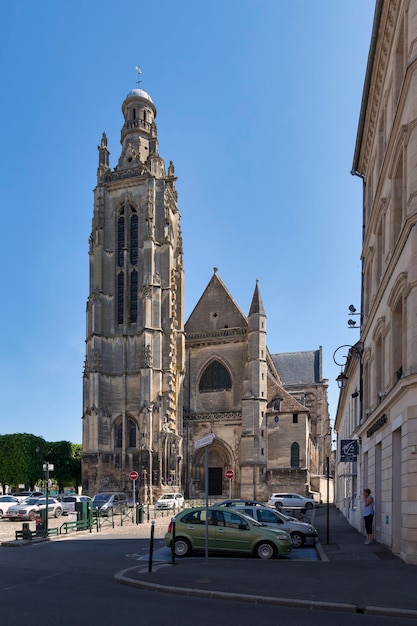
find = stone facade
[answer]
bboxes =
[335,0,417,564]
[82,88,185,502]
[82,86,331,503]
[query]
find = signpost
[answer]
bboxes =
[225,469,234,499]
[194,433,215,563]
[130,471,139,509]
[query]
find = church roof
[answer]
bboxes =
[185,270,247,333]
[267,377,308,414]
[248,280,265,316]
[271,350,321,386]
[125,88,154,104]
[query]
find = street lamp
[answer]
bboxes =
[42,462,54,534]
[333,343,363,389]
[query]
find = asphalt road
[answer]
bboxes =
[1,535,416,626]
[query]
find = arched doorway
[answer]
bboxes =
[190,438,234,498]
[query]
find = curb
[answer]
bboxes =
[114,566,417,621]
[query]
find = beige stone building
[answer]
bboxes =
[82,86,331,502]
[335,0,417,564]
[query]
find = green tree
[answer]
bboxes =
[0,433,46,490]
[46,441,82,492]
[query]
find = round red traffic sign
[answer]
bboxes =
[225,469,234,479]
[129,471,139,481]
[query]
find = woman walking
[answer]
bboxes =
[362,488,374,545]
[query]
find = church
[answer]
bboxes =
[81,84,330,502]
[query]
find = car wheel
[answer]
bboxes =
[256,541,276,560]
[290,532,305,548]
[305,502,313,510]
[54,508,63,518]
[275,502,283,509]
[0,509,3,518]
[174,537,192,557]
[29,511,37,521]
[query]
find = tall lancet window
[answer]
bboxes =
[117,272,124,324]
[130,270,138,323]
[128,419,137,448]
[116,205,139,325]
[290,442,300,468]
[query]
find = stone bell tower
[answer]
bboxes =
[82,85,185,501]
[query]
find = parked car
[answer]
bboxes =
[0,495,20,518]
[62,495,92,515]
[165,506,292,559]
[91,492,128,516]
[11,491,44,502]
[212,499,270,509]
[155,493,184,510]
[6,497,63,521]
[220,502,318,548]
[267,493,318,510]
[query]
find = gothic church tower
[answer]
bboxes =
[82,86,185,501]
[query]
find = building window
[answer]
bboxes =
[117,272,124,324]
[130,270,138,323]
[130,213,138,265]
[128,419,136,448]
[293,414,298,424]
[290,442,300,467]
[117,216,125,267]
[392,156,403,244]
[392,298,403,384]
[115,423,123,449]
[199,361,232,392]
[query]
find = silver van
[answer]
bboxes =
[92,492,128,516]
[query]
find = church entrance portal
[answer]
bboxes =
[208,467,222,495]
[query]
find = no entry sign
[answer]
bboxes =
[225,469,234,479]
[129,471,139,481]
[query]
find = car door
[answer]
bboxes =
[256,508,287,530]
[214,510,252,553]
[180,509,215,551]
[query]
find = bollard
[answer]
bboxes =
[148,520,155,573]
[171,518,176,565]
[22,522,32,540]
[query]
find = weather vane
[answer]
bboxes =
[135,66,142,87]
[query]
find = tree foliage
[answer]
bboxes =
[0,433,81,492]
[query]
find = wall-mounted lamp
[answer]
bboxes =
[333,343,363,390]
[336,372,349,389]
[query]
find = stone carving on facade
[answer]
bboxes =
[144,344,153,367]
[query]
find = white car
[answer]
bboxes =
[62,495,92,515]
[155,493,184,510]
[267,493,318,510]
[0,495,20,518]
[5,497,63,521]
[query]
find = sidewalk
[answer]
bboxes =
[116,505,417,619]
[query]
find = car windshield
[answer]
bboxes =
[23,498,39,505]
[93,494,111,502]
[159,494,175,500]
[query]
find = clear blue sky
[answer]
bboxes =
[0,1,376,444]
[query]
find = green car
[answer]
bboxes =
[165,506,292,559]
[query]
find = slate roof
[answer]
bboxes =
[271,350,321,386]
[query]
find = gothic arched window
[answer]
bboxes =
[115,423,123,449]
[117,272,124,325]
[117,216,125,267]
[130,213,138,265]
[290,442,300,468]
[199,361,232,392]
[130,270,138,323]
[128,419,136,448]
